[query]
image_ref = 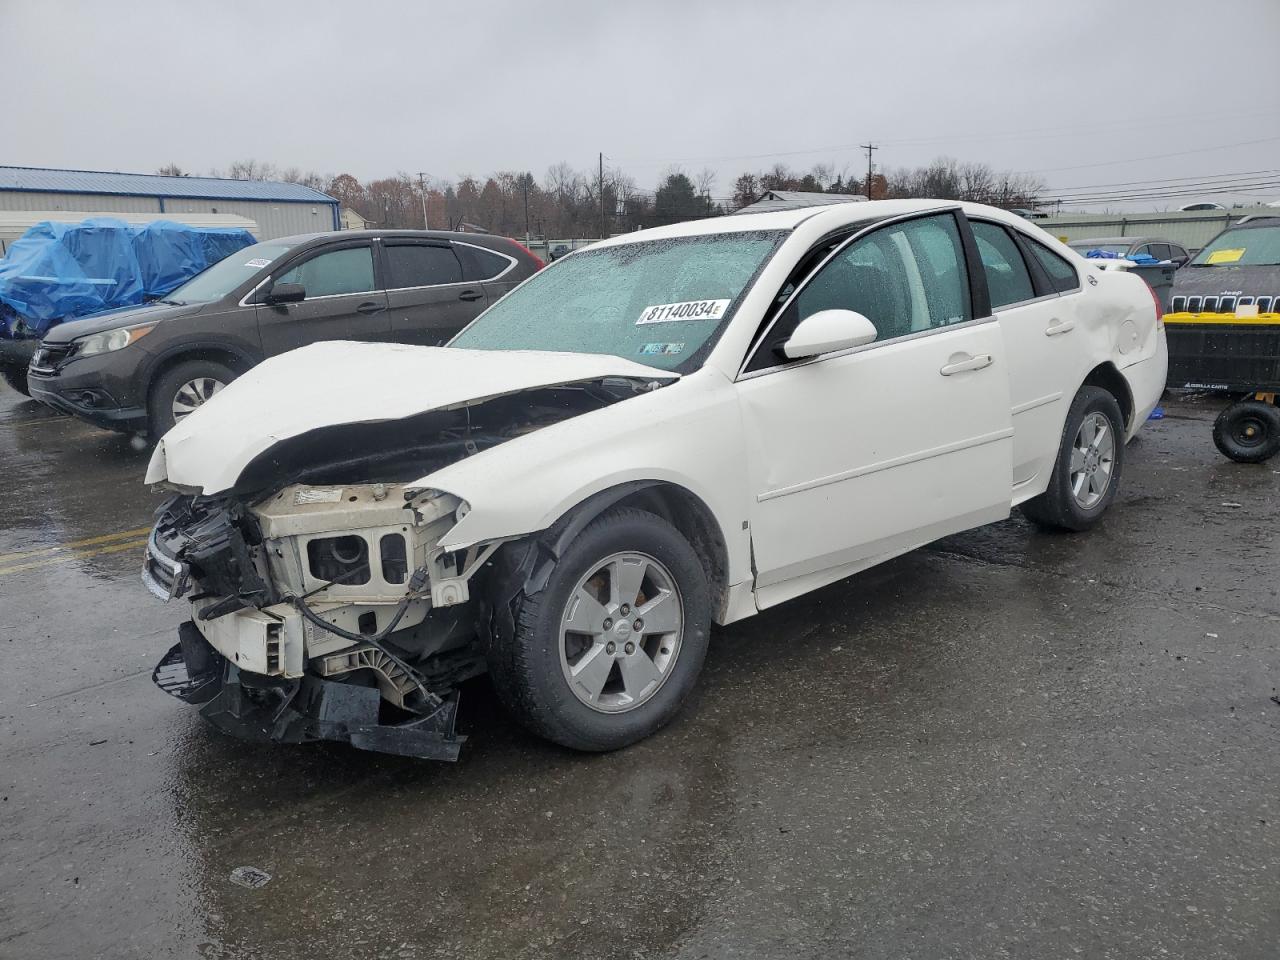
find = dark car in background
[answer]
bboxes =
[1067,236,1191,266]
[26,230,542,438]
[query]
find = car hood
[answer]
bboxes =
[41,300,205,342]
[146,341,678,495]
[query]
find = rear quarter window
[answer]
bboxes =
[1029,239,1080,293]
[456,243,515,281]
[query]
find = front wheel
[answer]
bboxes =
[1022,386,1126,532]
[1213,399,1280,463]
[486,507,711,752]
[147,359,234,439]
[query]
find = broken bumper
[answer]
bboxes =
[153,622,467,761]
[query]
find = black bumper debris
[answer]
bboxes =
[153,622,467,761]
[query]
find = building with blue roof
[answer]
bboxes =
[0,166,340,240]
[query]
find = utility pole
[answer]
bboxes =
[522,175,531,245]
[860,143,878,200]
[416,172,430,230]
[598,152,606,240]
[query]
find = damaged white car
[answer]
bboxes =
[144,200,1167,760]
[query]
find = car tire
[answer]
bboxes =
[147,359,235,439]
[1,364,30,396]
[487,506,712,752]
[1212,399,1280,464]
[1022,386,1126,532]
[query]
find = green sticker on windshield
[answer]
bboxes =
[640,342,685,356]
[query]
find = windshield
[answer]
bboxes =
[449,231,785,373]
[162,240,297,303]
[1190,225,1280,267]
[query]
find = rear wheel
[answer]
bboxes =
[1022,386,1126,532]
[486,507,711,752]
[1,364,30,396]
[1213,399,1280,463]
[147,359,234,439]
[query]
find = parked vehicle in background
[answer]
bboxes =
[26,230,542,438]
[140,199,1166,761]
[0,217,256,395]
[1165,216,1280,462]
[1067,236,1190,267]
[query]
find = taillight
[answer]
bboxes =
[506,238,545,270]
[1148,283,1164,326]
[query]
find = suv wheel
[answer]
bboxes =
[148,359,234,438]
[1022,386,1126,532]
[1,364,30,396]
[487,507,711,752]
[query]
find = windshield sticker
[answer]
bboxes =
[1206,248,1245,265]
[294,488,343,505]
[639,342,685,356]
[637,299,731,325]
[244,258,273,269]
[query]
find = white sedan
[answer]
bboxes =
[142,199,1167,759]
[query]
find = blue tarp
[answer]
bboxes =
[0,218,255,337]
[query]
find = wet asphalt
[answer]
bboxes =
[1,383,1278,960]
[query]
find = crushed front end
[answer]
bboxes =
[145,483,499,761]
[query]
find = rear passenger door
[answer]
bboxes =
[382,240,487,346]
[256,241,389,355]
[970,220,1083,498]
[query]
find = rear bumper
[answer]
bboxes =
[154,623,466,761]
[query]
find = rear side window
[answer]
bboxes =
[971,221,1035,308]
[385,244,463,289]
[276,246,375,298]
[1028,240,1080,293]
[456,243,514,281]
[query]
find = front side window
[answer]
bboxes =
[385,243,463,289]
[276,246,375,298]
[763,213,971,362]
[971,221,1035,308]
[450,231,784,373]
[1028,239,1080,293]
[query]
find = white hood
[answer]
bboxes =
[145,341,676,494]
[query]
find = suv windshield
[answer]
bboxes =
[162,240,298,303]
[450,231,785,372]
[1190,224,1280,267]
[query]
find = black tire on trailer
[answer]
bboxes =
[486,506,712,752]
[1,364,30,396]
[1212,399,1280,464]
[146,358,235,439]
[1022,385,1126,532]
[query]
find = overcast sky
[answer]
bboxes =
[4,0,1279,211]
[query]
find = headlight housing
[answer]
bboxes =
[74,323,156,358]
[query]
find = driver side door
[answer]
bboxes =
[735,211,1014,609]
[256,241,390,356]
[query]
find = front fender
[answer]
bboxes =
[422,372,754,587]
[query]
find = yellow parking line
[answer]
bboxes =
[0,537,151,577]
[0,526,152,564]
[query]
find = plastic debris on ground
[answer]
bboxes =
[0,218,255,338]
[1148,406,1165,420]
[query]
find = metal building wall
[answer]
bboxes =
[1038,208,1271,250]
[0,191,162,214]
[0,191,337,239]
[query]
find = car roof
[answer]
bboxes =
[591,199,1059,250]
[268,228,513,247]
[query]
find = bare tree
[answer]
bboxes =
[155,163,187,177]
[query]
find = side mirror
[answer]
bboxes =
[265,281,306,304]
[781,309,878,360]
[1171,256,1188,269]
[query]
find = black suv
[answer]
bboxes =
[27,230,542,438]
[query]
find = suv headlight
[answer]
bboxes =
[74,323,156,358]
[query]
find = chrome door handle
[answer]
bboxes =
[940,353,993,376]
[1045,318,1075,336]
